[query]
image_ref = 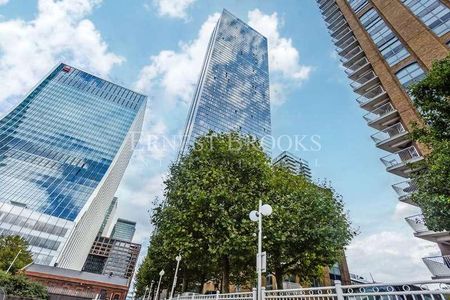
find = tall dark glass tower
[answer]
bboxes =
[0,63,146,270]
[179,9,272,156]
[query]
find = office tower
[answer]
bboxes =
[99,197,118,238]
[316,0,449,278]
[179,9,272,156]
[111,219,136,242]
[0,63,147,270]
[273,151,312,179]
[83,218,140,280]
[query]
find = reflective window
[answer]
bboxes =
[360,8,411,66]
[179,10,272,156]
[396,62,426,87]
[348,0,369,13]
[401,0,450,36]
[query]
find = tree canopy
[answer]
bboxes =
[0,235,33,274]
[0,271,48,299]
[136,132,353,296]
[410,55,450,232]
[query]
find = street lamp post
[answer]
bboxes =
[169,255,182,300]
[249,200,272,300]
[146,281,155,300]
[155,270,165,300]
[142,286,149,300]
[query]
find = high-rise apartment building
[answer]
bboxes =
[273,151,312,179]
[179,9,272,156]
[111,219,136,242]
[316,0,449,278]
[83,217,140,280]
[0,63,146,270]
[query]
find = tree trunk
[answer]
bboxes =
[221,256,230,293]
[182,272,188,292]
[275,267,283,290]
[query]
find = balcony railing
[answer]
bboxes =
[330,20,348,37]
[380,146,421,169]
[336,35,356,52]
[356,85,386,106]
[363,102,395,123]
[340,46,363,63]
[371,122,407,143]
[319,0,335,11]
[324,4,340,20]
[392,180,417,199]
[405,214,428,233]
[350,69,377,90]
[326,11,343,27]
[423,255,450,278]
[345,57,369,76]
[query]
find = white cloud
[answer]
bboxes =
[392,202,421,220]
[0,0,123,112]
[346,231,439,281]
[136,10,311,108]
[135,12,220,104]
[0,0,9,5]
[248,9,312,105]
[153,0,196,20]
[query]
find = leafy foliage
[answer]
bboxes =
[0,271,48,299]
[409,55,450,232]
[136,132,353,295]
[0,235,33,274]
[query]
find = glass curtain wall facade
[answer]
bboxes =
[179,9,271,156]
[0,63,146,268]
[316,0,450,278]
[110,219,136,242]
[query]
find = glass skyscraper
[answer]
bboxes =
[111,218,136,242]
[0,63,146,269]
[179,9,272,156]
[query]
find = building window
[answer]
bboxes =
[347,0,369,13]
[360,8,411,66]
[401,0,450,36]
[395,62,426,87]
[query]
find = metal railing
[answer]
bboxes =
[371,122,407,143]
[336,35,356,52]
[330,20,348,37]
[172,280,450,300]
[405,214,428,233]
[363,102,395,123]
[392,180,417,198]
[380,146,421,168]
[340,46,363,63]
[423,256,450,278]
[356,85,386,105]
[345,57,369,75]
[350,70,377,90]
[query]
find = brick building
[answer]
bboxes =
[316,0,449,278]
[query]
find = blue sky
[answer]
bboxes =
[0,0,439,281]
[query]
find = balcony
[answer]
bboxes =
[371,122,410,151]
[351,70,380,96]
[356,85,389,111]
[325,9,344,28]
[346,57,371,79]
[340,46,363,64]
[363,102,398,129]
[324,4,340,21]
[405,214,428,233]
[423,255,450,279]
[392,180,417,206]
[319,0,335,12]
[380,146,423,177]
[330,20,348,37]
[335,35,356,52]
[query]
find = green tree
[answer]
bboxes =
[265,168,354,288]
[0,235,33,274]
[136,132,353,294]
[409,55,450,232]
[0,271,48,299]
